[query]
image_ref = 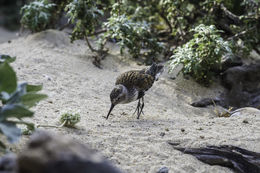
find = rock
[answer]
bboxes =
[220,54,242,72]
[17,130,122,173]
[0,153,17,173]
[192,62,260,110]
[157,166,169,173]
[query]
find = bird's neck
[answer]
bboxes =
[118,84,128,94]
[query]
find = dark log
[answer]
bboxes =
[169,144,260,173]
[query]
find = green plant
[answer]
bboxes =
[65,0,103,51]
[35,112,80,129]
[101,14,164,60]
[168,24,232,85]
[0,54,16,63]
[60,113,81,128]
[20,0,56,32]
[0,54,47,152]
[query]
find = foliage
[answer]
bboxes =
[65,0,103,43]
[20,0,56,32]
[0,55,16,64]
[18,0,260,65]
[101,14,164,59]
[0,55,47,152]
[60,113,81,128]
[168,24,232,85]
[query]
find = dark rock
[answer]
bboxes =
[0,153,17,173]
[17,130,122,173]
[192,62,260,110]
[157,166,169,173]
[191,98,221,107]
[220,54,243,72]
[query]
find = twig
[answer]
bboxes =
[159,11,172,33]
[88,29,107,36]
[211,99,220,116]
[36,120,67,128]
[220,4,241,24]
[85,36,99,52]
[228,27,256,40]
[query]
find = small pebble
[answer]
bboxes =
[121,112,127,115]
[157,166,169,173]
[200,135,205,139]
[243,119,249,124]
[159,132,165,137]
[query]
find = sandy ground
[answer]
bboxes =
[0,30,260,173]
[0,27,18,43]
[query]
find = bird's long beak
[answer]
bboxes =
[106,104,115,119]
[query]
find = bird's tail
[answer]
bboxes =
[145,63,164,81]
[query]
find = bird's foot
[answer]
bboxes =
[137,98,145,119]
[133,99,141,116]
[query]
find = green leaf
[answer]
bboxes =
[21,93,47,108]
[0,121,21,143]
[0,62,17,94]
[0,55,16,64]
[0,104,34,121]
[5,83,27,104]
[26,84,43,92]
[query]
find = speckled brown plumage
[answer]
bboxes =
[115,70,155,92]
[106,63,164,119]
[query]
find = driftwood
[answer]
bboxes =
[192,62,260,110]
[169,144,260,173]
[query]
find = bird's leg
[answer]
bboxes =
[133,99,141,116]
[137,97,145,119]
[140,97,145,115]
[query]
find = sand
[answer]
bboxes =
[0,29,260,173]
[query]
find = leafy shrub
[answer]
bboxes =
[65,0,103,44]
[101,13,164,60]
[20,0,56,32]
[19,0,260,64]
[168,24,232,85]
[0,55,47,152]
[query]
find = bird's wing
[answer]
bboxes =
[115,71,154,91]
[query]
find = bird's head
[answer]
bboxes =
[106,85,127,119]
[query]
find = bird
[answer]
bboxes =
[106,63,164,119]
